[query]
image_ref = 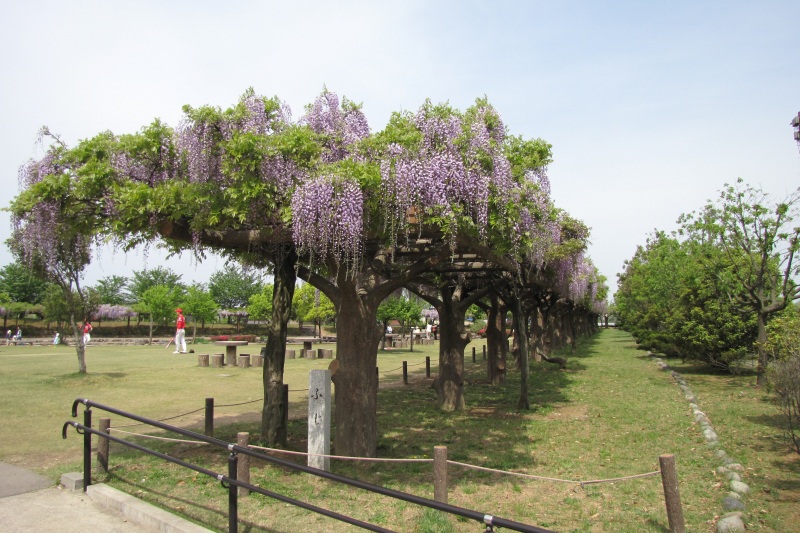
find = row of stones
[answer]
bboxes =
[652,355,748,533]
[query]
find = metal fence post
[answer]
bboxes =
[228,452,239,533]
[83,408,92,491]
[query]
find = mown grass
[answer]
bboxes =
[1,330,797,531]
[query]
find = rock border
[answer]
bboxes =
[651,354,748,533]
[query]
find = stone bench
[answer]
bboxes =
[215,340,249,366]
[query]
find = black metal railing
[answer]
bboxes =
[64,398,555,533]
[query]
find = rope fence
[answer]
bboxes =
[447,459,661,487]
[104,424,661,488]
[112,356,430,429]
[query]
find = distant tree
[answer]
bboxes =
[94,275,129,305]
[181,284,219,341]
[616,230,756,369]
[135,285,178,343]
[127,267,185,305]
[209,265,264,310]
[291,282,316,334]
[304,289,335,337]
[0,262,48,304]
[681,180,800,385]
[9,128,101,372]
[376,296,404,333]
[247,283,275,327]
[377,295,424,349]
[467,303,486,323]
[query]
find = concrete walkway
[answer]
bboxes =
[0,462,212,532]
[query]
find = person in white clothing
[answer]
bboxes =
[173,308,187,354]
[82,321,92,345]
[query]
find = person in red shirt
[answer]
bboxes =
[173,308,187,353]
[82,321,93,346]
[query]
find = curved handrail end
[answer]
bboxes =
[62,421,76,439]
[71,398,90,417]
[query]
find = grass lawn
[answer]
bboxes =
[1,330,797,532]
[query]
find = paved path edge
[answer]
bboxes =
[86,484,214,533]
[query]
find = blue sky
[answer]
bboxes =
[2,1,798,297]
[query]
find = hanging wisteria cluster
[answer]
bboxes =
[14,147,92,272]
[379,103,500,247]
[300,91,370,163]
[291,174,364,269]
[175,112,225,185]
[12,89,601,310]
[172,92,295,186]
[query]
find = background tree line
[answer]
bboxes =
[615,180,800,452]
[0,261,340,338]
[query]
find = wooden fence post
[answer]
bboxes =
[98,418,110,473]
[403,361,408,384]
[434,445,448,504]
[205,398,214,437]
[659,454,685,533]
[237,432,250,496]
[425,356,430,378]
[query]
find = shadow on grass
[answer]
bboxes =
[96,337,602,529]
[46,371,128,386]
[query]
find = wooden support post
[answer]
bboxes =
[403,361,408,384]
[425,356,430,378]
[434,445,448,504]
[659,454,686,533]
[98,418,110,473]
[237,432,250,496]
[205,397,214,437]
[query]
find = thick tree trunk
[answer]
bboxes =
[756,312,768,387]
[331,278,383,457]
[530,306,544,362]
[70,313,87,373]
[433,286,470,411]
[486,290,507,385]
[509,291,530,410]
[261,248,296,446]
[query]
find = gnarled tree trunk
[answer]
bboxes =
[330,277,383,457]
[485,289,507,385]
[434,285,471,411]
[261,247,296,446]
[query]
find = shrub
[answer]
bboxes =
[765,305,800,454]
[769,355,800,454]
[210,334,259,342]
